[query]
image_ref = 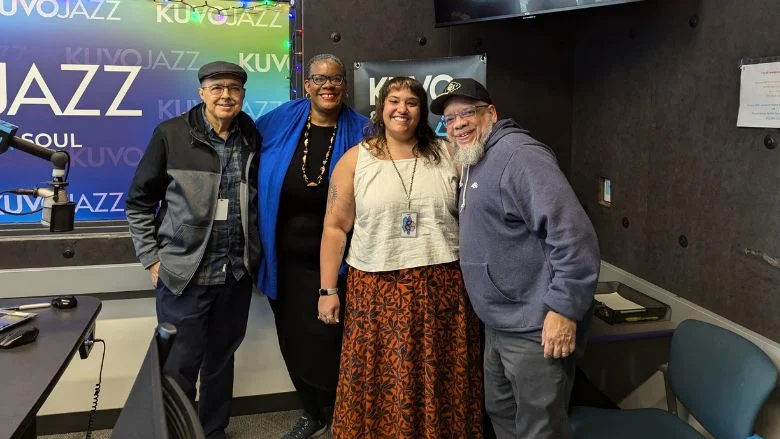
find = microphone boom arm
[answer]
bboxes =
[0,119,75,232]
[9,135,70,173]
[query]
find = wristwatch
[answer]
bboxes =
[318,287,338,296]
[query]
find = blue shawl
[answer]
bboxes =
[255,98,369,299]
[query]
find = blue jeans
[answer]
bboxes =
[484,327,575,439]
[156,273,252,439]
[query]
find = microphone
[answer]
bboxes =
[9,187,73,232]
[41,186,72,232]
[10,188,55,197]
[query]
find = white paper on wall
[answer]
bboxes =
[737,60,780,128]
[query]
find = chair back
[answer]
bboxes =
[668,319,778,439]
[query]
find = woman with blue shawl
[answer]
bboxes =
[254,54,368,439]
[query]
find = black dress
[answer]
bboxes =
[272,123,346,391]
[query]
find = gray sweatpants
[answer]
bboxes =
[484,327,576,439]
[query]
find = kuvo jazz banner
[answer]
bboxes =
[0,0,290,225]
[352,54,487,137]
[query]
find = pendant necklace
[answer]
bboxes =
[386,143,419,238]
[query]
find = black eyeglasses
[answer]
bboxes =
[200,84,245,97]
[442,104,490,127]
[307,74,345,86]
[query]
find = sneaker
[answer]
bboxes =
[281,413,328,439]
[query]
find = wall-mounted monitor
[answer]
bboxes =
[434,0,643,27]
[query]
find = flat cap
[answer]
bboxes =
[197,61,248,84]
[430,78,492,115]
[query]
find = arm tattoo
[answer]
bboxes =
[339,237,347,257]
[326,182,338,214]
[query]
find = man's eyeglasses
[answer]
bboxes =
[307,74,345,86]
[442,104,490,127]
[201,84,245,97]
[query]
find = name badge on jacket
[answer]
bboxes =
[215,199,229,221]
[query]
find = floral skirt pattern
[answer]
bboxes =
[332,261,483,438]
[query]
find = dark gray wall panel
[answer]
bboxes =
[571,0,780,339]
[302,0,452,101]
[449,18,575,175]
[302,0,574,174]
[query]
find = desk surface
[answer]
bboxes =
[0,296,101,439]
[588,317,676,343]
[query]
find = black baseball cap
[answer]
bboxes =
[197,61,248,84]
[430,78,492,115]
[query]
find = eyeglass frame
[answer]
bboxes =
[441,104,491,127]
[306,74,346,86]
[200,84,245,97]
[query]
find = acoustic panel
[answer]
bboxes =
[571,0,780,340]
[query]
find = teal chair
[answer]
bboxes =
[571,319,778,438]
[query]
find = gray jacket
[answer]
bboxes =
[126,103,262,295]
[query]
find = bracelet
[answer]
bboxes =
[318,288,338,296]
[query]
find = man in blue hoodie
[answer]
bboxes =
[430,79,600,439]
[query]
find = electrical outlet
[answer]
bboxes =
[79,324,95,359]
[599,177,612,207]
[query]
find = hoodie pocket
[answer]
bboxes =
[461,262,520,303]
[461,261,527,329]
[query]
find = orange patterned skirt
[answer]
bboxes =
[332,261,483,438]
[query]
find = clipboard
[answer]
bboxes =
[594,282,669,325]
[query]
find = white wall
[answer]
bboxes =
[0,263,293,415]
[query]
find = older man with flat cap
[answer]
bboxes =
[126,60,261,438]
[431,78,600,439]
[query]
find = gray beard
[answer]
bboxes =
[452,122,493,166]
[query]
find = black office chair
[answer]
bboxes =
[111,323,205,439]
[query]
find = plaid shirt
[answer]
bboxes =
[191,109,246,285]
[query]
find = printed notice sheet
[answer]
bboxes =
[595,292,645,312]
[738,61,780,128]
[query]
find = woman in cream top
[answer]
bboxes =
[319,76,483,438]
[345,135,459,271]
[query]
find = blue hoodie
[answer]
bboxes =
[458,119,600,337]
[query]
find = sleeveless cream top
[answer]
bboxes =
[346,140,460,272]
